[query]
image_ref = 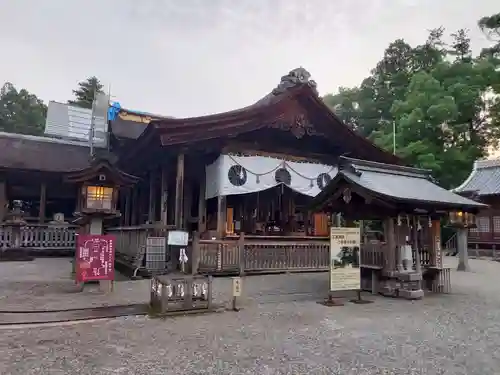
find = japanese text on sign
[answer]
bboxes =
[75,234,115,283]
[330,227,361,248]
[329,227,361,292]
[232,277,242,297]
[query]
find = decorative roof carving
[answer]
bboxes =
[272,67,318,96]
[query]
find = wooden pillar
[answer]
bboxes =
[0,180,7,222]
[191,231,200,275]
[183,181,192,230]
[216,195,227,238]
[148,169,156,223]
[131,186,139,225]
[430,220,442,268]
[174,153,185,229]
[412,216,422,274]
[457,227,470,271]
[198,174,206,233]
[124,189,131,226]
[384,217,396,272]
[38,183,47,223]
[160,165,169,226]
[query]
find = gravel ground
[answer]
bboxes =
[0,257,499,374]
[0,258,329,311]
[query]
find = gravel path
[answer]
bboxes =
[0,258,329,311]
[0,257,499,374]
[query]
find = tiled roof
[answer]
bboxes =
[453,159,500,196]
[0,132,91,172]
[312,157,486,210]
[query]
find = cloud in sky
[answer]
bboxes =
[0,0,497,117]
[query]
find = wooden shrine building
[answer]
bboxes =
[309,157,484,297]
[453,158,500,255]
[0,67,482,285]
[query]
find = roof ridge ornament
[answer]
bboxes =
[272,67,318,96]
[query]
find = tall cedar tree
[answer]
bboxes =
[68,76,104,109]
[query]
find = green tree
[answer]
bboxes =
[323,23,500,189]
[478,12,500,58]
[68,76,104,109]
[324,31,446,139]
[0,82,47,136]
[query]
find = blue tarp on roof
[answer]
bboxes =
[108,102,121,121]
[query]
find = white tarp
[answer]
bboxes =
[205,154,337,199]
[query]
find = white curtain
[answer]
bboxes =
[205,154,337,199]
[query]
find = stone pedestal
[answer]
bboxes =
[456,228,470,272]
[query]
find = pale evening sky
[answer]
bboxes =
[0,0,498,118]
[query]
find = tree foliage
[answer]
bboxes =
[324,18,500,189]
[68,76,104,109]
[0,83,47,136]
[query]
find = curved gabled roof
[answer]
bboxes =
[120,68,401,166]
[453,158,500,196]
[311,157,486,212]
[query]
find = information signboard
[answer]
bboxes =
[75,234,115,283]
[167,230,189,246]
[330,227,361,292]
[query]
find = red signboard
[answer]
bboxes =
[75,234,115,283]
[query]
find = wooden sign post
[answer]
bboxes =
[321,226,372,306]
[232,277,242,311]
[75,234,115,292]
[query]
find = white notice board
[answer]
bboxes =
[330,227,361,292]
[167,230,189,246]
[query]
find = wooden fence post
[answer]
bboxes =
[191,231,200,275]
[238,232,245,276]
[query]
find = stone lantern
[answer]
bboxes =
[448,210,476,272]
[65,157,139,287]
[65,157,139,232]
[0,200,31,261]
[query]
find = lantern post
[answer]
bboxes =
[448,210,476,272]
[65,157,139,291]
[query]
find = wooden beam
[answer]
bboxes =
[183,180,192,229]
[384,217,396,272]
[148,169,157,223]
[160,165,169,225]
[124,189,131,226]
[198,171,206,233]
[38,183,47,223]
[0,180,6,222]
[174,153,185,229]
[216,195,227,238]
[131,186,139,225]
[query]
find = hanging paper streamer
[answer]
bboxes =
[205,154,337,199]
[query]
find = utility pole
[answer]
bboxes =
[392,120,396,155]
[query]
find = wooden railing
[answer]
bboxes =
[360,242,385,269]
[0,224,77,251]
[196,236,330,274]
[197,238,439,275]
[106,224,172,260]
[444,233,457,255]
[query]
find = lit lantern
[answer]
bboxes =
[449,210,476,228]
[81,183,116,212]
[65,158,140,219]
